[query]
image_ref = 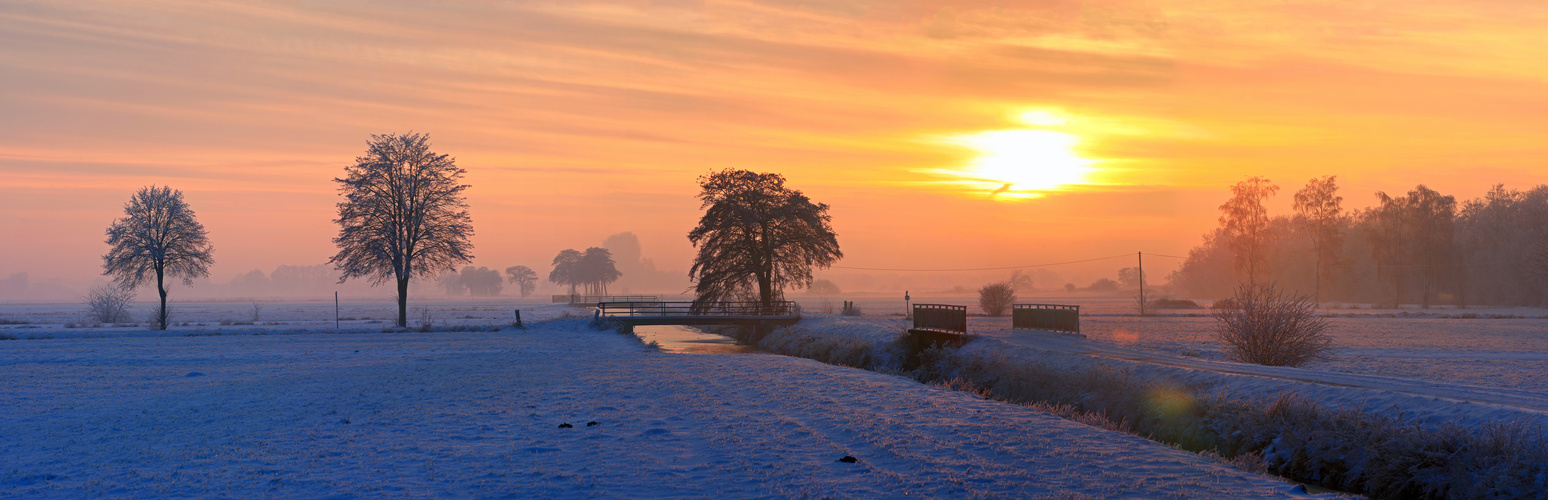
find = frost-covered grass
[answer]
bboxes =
[747,315,1548,499]
[1,313,1309,498]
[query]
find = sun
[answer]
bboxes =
[937,129,1095,196]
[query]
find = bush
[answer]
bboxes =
[1151,297,1202,309]
[978,282,1015,317]
[1213,283,1333,367]
[85,285,135,323]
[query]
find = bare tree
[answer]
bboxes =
[1219,177,1279,284]
[688,169,842,309]
[1213,283,1333,366]
[505,265,537,298]
[1292,175,1345,303]
[330,133,474,327]
[102,186,214,330]
[978,282,1015,317]
[85,284,136,324]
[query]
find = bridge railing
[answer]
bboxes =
[1012,303,1080,333]
[553,294,659,304]
[597,301,800,318]
[912,304,968,333]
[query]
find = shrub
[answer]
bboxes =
[1151,297,1202,309]
[1213,283,1333,366]
[977,282,1015,317]
[85,285,136,323]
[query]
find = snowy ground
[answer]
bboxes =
[797,295,1548,395]
[1,303,1316,498]
[783,312,1548,431]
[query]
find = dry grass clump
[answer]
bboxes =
[1213,283,1333,366]
[977,282,1015,317]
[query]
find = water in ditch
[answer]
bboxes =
[632,325,763,354]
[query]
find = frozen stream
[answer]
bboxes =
[633,324,763,354]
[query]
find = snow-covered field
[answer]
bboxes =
[797,295,1548,396]
[1,301,1316,498]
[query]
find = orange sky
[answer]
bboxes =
[2,0,1546,295]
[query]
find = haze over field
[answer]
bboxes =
[4,1,1548,299]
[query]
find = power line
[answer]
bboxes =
[831,253,1135,272]
[829,251,1189,272]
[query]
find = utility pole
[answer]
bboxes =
[1137,251,1146,317]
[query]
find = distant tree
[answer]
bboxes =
[1293,176,1345,303]
[807,279,842,295]
[549,249,584,296]
[578,247,622,295]
[1007,270,1035,294]
[461,266,503,296]
[688,170,842,308]
[1088,278,1120,293]
[1367,192,1410,307]
[978,282,1016,316]
[1117,267,1146,289]
[329,132,474,327]
[102,186,214,330]
[1064,283,1076,293]
[1406,186,1457,308]
[1219,177,1280,284]
[439,272,468,295]
[505,265,537,298]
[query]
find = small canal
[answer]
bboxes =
[632,325,763,354]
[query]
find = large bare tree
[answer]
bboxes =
[102,185,214,330]
[1219,177,1279,285]
[688,169,841,309]
[330,133,474,327]
[1292,175,1345,303]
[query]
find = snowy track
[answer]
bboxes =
[1,318,1309,498]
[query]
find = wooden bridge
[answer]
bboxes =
[595,301,802,328]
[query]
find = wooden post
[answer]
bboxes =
[1138,252,1146,317]
[334,291,339,330]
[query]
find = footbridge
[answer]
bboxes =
[596,301,802,328]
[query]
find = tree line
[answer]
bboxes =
[100,132,840,328]
[1170,177,1548,307]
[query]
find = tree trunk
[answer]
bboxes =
[156,265,168,330]
[757,272,773,310]
[397,276,409,327]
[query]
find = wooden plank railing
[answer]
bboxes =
[912,304,968,333]
[1012,303,1080,333]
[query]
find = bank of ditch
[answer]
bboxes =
[695,317,1547,500]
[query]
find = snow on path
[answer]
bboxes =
[2,318,1308,498]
